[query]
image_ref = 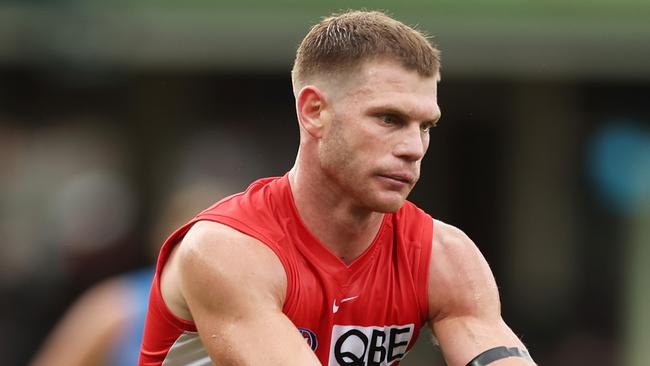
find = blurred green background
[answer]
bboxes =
[1,1,649,365]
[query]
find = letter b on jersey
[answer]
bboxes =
[328,324,414,366]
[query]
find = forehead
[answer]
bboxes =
[339,59,439,118]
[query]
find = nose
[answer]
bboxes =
[393,124,427,162]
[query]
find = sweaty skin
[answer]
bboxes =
[160,59,534,366]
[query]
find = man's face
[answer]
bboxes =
[318,59,441,213]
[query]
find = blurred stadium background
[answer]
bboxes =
[1,1,649,365]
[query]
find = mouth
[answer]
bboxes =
[378,173,415,185]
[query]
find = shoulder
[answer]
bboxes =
[198,176,290,240]
[180,220,256,257]
[427,219,500,322]
[180,220,287,296]
[431,219,482,262]
[161,220,288,320]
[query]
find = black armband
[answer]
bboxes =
[466,346,533,366]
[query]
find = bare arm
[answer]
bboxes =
[30,278,131,366]
[162,221,320,366]
[428,220,535,366]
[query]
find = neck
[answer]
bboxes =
[288,156,384,264]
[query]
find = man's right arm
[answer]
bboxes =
[160,221,321,366]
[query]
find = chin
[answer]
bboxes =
[371,196,407,213]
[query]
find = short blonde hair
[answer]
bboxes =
[292,10,441,91]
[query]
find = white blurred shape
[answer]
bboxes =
[52,170,136,252]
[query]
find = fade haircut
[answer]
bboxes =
[291,10,441,94]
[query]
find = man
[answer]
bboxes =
[139,10,535,366]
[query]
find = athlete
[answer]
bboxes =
[139,10,536,366]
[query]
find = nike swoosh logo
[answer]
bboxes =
[332,295,359,313]
[341,296,359,303]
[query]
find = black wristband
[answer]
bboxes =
[466,346,533,366]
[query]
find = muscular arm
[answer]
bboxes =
[161,221,320,366]
[428,220,535,366]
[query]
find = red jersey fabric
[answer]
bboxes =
[139,174,433,366]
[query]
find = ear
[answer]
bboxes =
[296,85,328,138]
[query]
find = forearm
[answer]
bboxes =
[195,312,320,366]
[433,316,534,366]
[466,346,535,366]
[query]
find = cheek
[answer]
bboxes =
[320,123,355,171]
[324,117,385,174]
[349,134,383,166]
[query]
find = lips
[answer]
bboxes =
[379,172,415,185]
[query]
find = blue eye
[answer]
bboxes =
[381,115,400,125]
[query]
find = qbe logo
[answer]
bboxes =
[327,324,414,366]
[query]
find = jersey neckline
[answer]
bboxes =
[280,173,392,281]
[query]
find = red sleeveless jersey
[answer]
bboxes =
[139,174,433,366]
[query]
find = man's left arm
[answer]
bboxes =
[427,219,536,366]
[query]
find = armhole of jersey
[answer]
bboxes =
[418,216,434,323]
[152,213,297,330]
[196,213,298,316]
[152,220,201,331]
